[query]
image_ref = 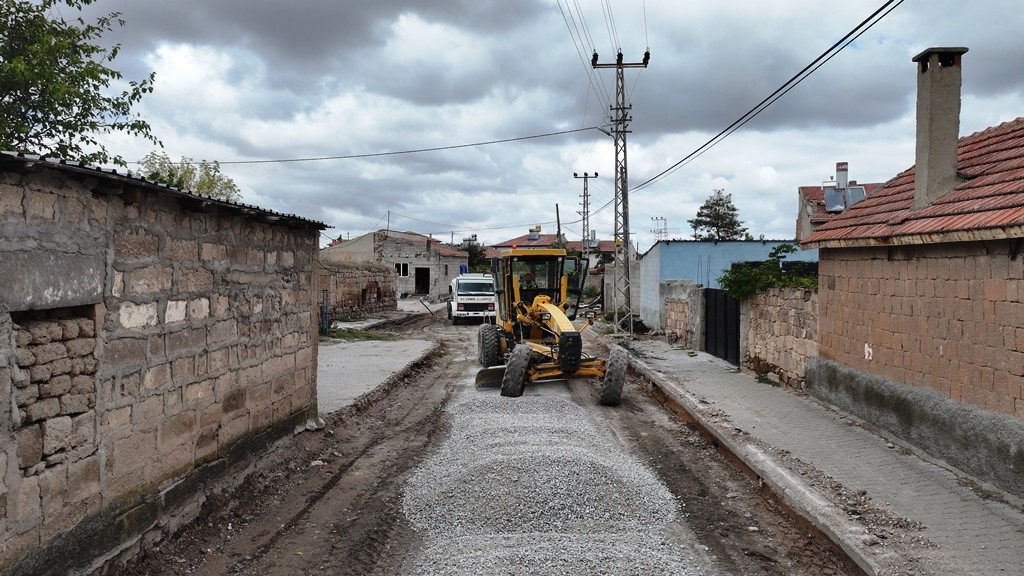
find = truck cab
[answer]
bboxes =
[447,273,496,325]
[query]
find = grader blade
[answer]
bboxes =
[474,366,507,388]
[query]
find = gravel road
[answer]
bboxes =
[403,394,707,575]
[124,313,857,576]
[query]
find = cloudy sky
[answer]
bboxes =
[79,0,1024,251]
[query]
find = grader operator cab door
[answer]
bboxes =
[562,256,589,320]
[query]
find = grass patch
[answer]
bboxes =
[328,328,400,341]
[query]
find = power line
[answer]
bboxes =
[630,0,904,194]
[140,127,602,166]
[558,0,612,112]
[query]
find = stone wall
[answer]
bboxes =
[319,262,397,318]
[743,288,818,388]
[0,162,321,574]
[661,280,703,349]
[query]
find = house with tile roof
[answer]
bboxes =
[490,227,616,266]
[795,162,884,241]
[801,47,1024,498]
[320,229,467,300]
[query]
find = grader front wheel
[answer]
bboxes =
[500,345,532,398]
[599,347,627,406]
[478,324,501,367]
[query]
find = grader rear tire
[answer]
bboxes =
[599,347,627,406]
[478,324,501,367]
[500,345,531,398]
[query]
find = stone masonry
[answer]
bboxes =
[743,288,818,389]
[0,157,324,574]
[318,262,397,318]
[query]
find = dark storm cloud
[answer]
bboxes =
[85,0,550,96]
[71,0,1024,247]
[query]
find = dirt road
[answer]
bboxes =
[128,313,858,575]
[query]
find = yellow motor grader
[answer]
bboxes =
[474,247,626,406]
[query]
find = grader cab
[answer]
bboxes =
[474,248,626,406]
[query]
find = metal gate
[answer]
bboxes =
[704,288,740,365]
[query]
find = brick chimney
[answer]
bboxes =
[911,47,968,209]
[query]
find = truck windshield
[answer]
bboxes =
[457,281,493,293]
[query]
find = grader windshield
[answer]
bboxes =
[490,250,588,321]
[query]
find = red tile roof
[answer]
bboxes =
[492,233,616,253]
[799,182,885,224]
[802,118,1024,248]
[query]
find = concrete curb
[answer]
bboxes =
[626,353,894,576]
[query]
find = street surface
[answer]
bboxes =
[128,312,858,575]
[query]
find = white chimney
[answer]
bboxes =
[836,161,849,189]
[912,47,968,209]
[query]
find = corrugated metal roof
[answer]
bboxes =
[803,118,1024,248]
[0,152,329,229]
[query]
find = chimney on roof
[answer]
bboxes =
[912,47,968,209]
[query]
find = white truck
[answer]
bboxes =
[447,273,496,325]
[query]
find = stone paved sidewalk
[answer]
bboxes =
[622,338,1024,576]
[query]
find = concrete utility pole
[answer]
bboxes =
[592,48,649,333]
[574,172,597,259]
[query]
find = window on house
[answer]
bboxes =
[395,262,409,277]
[444,264,449,275]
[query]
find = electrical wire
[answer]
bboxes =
[558,0,612,113]
[142,127,602,166]
[630,0,904,194]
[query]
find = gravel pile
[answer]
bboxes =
[402,395,706,575]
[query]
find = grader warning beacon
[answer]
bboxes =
[474,247,626,406]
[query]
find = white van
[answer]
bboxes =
[447,273,496,325]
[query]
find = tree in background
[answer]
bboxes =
[687,189,748,241]
[0,0,158,166]
[464,241,488,273]
[137,151,241,202]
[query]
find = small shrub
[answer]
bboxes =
[717,243,817,300]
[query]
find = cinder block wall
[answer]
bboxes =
[815,243,1023,417]
[808,242,1024,498]
[744,288,818,388]
[0,166,320,573]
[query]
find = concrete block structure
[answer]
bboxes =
[320,230,466,301]
[638,239,818,331]
[0,153,326,572]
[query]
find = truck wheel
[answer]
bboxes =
[500,345,531,398]
[599,347,627,406]
[478,324,501,367]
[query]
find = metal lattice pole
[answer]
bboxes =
[574,172,597,260]
[593,49,649,333]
